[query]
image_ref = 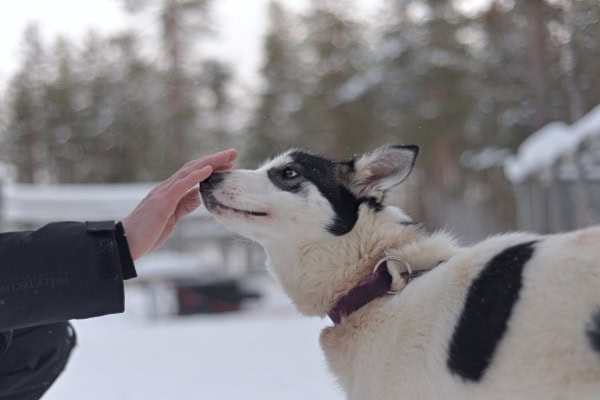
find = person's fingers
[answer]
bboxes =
[213,162,234,172]
[163,150,235,191]
[181,165,213,187]
[225,149,237,162]
[190,165,214,182]
[166,166,212,203]
[183,149,236,173]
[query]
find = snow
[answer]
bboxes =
[504,104,600,182]
[43,275,344,400]
[571,103,600,143]
[504,121,575,182]
[334,67,383,105]
[461,146,511,171]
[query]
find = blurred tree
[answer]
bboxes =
[555,0,600,121]
[247,0,380,164]
[74,30,178,183]
[559,0,585,121]
[104,33,164,182]
[244,1,305,165]
[461,0,600,147]
[526,0,551,128]
[195,59,235,151]
[121,0,238,174]
[160,0,213,170]
[45,36,80,182]
[295,0,379,159]
[376,0,473,197]
[4,28,172,183]
[465,1,535,148]
[2,0,235,183]
[5,24,49,183]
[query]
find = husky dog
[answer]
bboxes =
[200,145,600,400]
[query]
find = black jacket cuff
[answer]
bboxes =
[114,222,137,280]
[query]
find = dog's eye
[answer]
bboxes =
[282,167,299,179]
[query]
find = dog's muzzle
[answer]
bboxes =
[199,172,227,210]
[200,172,226,191]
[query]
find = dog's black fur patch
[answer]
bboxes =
[587,308,600,354]
[447,241,538,382]
[268,151,361,236]
[364,197,384,212]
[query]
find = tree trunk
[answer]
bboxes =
[561,0,585,122]
[526,0,549,129]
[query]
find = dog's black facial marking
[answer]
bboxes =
[267,163,305,193]
[269,151,361,236]
[587,308,600,354]
[447,240,537,382]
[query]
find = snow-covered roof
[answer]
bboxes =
[1,182,212,224]
[504,104,600,183]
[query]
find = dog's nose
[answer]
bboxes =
[199,172,226,191]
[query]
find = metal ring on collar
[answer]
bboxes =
[373,256,413,294]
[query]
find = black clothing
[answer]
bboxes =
[0,322,76,400]
[0,221,136,332]
[0,221,137,399]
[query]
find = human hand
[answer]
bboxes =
[122,149,237,260]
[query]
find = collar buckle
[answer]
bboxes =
[373,256,413,294]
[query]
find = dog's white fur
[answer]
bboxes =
[201,145,600,400]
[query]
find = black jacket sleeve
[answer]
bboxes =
[0,221,137,331]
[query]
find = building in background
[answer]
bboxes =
[505,104,600,233]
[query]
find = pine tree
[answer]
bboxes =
[195,59,234,151]
[159,0,213,171]
[376,0,473,196]
[121,0,233,174]
[105,32,163,182]
[295,0,378,159]
[5,24,50,183]
[245,1,305,165]
[557,0,600,119]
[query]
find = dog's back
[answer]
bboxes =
[320,228,600,399]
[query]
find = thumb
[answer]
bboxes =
[175,189,202,221]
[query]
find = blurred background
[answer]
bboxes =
[1,0,600,398]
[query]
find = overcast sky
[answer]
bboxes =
[0,0,399,97]
[2,0,124,82]
[0,0,311,89]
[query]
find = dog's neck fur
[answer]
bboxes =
[264,203,459,317]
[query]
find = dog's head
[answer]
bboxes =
[201,144,418,244]
[200,144,419,314]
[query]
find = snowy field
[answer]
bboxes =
[43,275,343,400]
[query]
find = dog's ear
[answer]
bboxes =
[346,144,419,198]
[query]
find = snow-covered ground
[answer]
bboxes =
[43,275,343,400]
